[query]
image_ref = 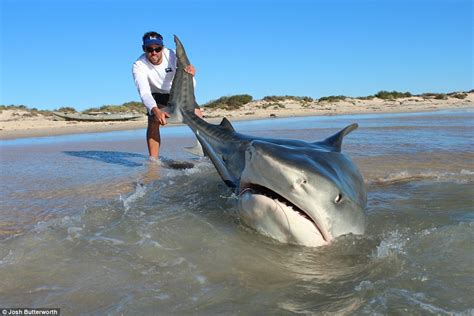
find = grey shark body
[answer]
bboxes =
[166,36,367,247]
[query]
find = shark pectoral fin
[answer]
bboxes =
[196,134,237,189]
[219,117,235,132]
[322,123,359,152]
[184,141,205,157]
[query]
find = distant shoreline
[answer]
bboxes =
[1,93,473,140]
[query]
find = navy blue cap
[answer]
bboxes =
[143,36,163,47]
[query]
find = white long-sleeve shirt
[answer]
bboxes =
[132,48,178,113]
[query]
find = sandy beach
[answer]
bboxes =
[1,93,472,140]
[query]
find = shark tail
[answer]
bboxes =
[163,35,200,124]
[165,35,208,157]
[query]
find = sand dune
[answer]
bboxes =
[1,93,472,139]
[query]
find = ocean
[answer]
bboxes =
[1,109,473,315]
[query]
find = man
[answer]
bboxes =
[132,31,199,159]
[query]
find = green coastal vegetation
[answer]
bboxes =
[262,95,314,103]
[203,94,253,110]
[1,90,471,115]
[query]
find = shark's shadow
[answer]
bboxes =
[63,151,146,167]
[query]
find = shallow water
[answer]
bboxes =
[1,110,473,315]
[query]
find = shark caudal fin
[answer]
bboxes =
[163,35,199,123]
[322,123,358,152]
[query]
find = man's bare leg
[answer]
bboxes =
[147,108,201,159]
[147,116,161,159]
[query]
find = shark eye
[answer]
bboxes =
[296,178,307,185]
[335,194,342,204]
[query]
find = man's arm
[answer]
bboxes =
[150,106,170,125]
[132,62,159,114]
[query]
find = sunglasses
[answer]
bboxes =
[145,46,163,53]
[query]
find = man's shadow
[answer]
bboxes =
[63,151,146,167]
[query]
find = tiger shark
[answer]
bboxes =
[165,35,367,247]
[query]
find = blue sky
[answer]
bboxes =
[1,0,472,111]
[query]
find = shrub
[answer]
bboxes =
[434,94,448,100]
[375,91,412,100]
[57,106,77,113]
[39,110,54,117]
[263,95,313,102]
[29,108,40,116]
[451,93,467,99]
[204,94,253,110]
[0,104,28,111]
[357,96,375,100]
[84,101,146,114]
[260,102,285,109]
[318,95,346,102]
[121,101,146,113]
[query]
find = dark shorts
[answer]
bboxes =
[148,93,170,116]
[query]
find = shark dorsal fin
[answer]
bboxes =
[323,123,358,152]
[219,117,235,132]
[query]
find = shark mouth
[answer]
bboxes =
[239,183,328,242]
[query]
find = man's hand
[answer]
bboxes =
[184,64,196,76]
[151,107,170,125]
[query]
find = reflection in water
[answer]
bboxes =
[63,151,146,167]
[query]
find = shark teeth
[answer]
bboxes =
[239,183,327,241]
[239,183,301,213]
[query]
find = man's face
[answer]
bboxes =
[144,44,163,65]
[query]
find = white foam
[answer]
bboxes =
[121,182,147,212]
[372,230,407,259]
[0,249,20,266]
[396,288,456,315]
[355,280,374,292]
[136,231,163,248]
[460,169,474,175]
[419,227,437,237]
[155,293,170,300]
[66,226,83,241]
[30,285,64,293]
[195,274,207,285]
[89,235,125,246]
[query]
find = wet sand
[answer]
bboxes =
[1,93,472,139]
